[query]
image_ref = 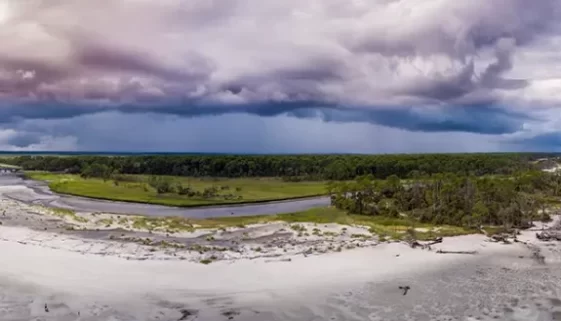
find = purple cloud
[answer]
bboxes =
[0,0,559,151]
[0,0,556,108]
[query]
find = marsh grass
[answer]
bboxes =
[26,171,328,207]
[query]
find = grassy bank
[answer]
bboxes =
[0,163,21,169]
[26,172,329,207]
[128,207,475,241]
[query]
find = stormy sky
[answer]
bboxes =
[0,0,560,153]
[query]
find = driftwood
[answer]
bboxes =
[536,231,561,241]
[407,237,443,250]
[222,309,240,320]
[436,249,477,255]
[426,237,443,246]
[490,234,509,243]
[487,233,520,244]
[407,240,423,249]
[178,309,197,321]
[398,285,411,296]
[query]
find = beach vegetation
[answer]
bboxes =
[25,172,327,207]
[328,170,561,231]
[102,207,472,241]
[49,207,88,223]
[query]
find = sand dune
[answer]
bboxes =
[2,223,555,321]
[2,183,561,320]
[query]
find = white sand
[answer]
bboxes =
[0,227,504,292]
[0,222,537,321]
[0,196,383,262]
[1,185,561,320]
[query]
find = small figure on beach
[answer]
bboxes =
[44,303,49,313]
[398,285,410,296]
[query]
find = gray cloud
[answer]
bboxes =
[1,112,506,153]
[4,131,42,147]
[0,0,558,109]
[73,40,214,83]
[504,132,561,152]
[0,0,559,151]
[0,100,529,135]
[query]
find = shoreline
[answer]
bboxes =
[1,219,547,320]
[0,186,552,264]
[0,197,380,263]
[23,176,330,210]
[21,173,330,210]
[3,176,331,218]
[2,185,561,320]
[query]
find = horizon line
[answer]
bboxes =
[0,151,559,156]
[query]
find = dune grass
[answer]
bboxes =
[48,207,89,223]
[129,207,476,240]
[26,172,329,207]
[0,163,21,169]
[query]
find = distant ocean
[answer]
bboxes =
[0,151,558,157]
[0,151,366,156]
[0,151,234,156]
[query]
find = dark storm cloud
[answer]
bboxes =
[4,131,42,147]
[288,105,528,135]
[0,111,505,153]
[0,0,560,153]
[507,133,561,151]
[0,0,558,110]
[0,100,530,136]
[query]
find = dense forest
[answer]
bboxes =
[8,153,561,229]
[328,170,560,228]
[3,153,551,180]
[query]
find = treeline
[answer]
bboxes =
[5,153,547,180]
[328,171,559,228]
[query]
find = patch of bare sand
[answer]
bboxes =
[0,197,381,262]
[0,220,536,321]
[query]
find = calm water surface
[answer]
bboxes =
[0,174,330,218]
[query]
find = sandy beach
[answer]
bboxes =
[2,0,561,318]
[2,184,561,320]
